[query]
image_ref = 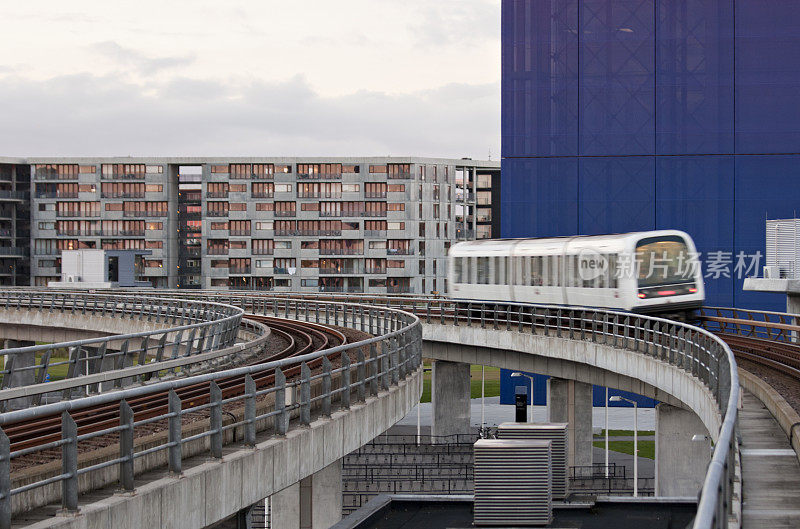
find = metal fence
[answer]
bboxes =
[0,291,244,405]
[0,297,422,528]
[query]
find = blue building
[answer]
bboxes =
[500,0,800,312]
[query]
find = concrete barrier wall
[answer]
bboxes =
[421,323,723,441]
[738,368,800,464]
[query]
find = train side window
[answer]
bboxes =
[496,256,504,285]
[465,257,472,283]
[597,254,606,288]
[554,256,561,287]
[530,256,540,286]
[453,257,462,283]
[544,255,551,286]
[477,256,489,284]
[523,256,531,285]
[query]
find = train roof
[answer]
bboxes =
[448,230,693,256]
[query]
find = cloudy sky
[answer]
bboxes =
[0,0,501,159]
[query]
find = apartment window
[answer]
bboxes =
[145,240,163,249]
[101,182,145,198]
[433,204,440,218]
[252,164,274,179]
[207,239,229,255]
[79,165,96,174]
[101,164,145,179]
[122,201,168,217]
[146,165,163,174]
[365,220,387,232]
[145,184,163,192]
[211,165,228,173]
[255,221,274,230]
[35,164,79,180]
[211,260,228,268]
[419,223,425,237]
[38,222,55,230]
[229,240,247,250]
[208,201,229,217]
[388,203,405,211]
[342,221,359,230]
[252,239,274,255]
[301,260,319,268]
[388,164,410,179]
[274,220,295,235]
[301,241,319,249]
[275,165,292,174]
[418,241,425,256]
[301,279,318,287]
[388,240,411,255]
[342,165,360,173]
[275,201,296,216]
[342,183,360,192]
[301,203,320,211]
[419,260,425,274]
[255,259,273,268]
[274,241,292,249]
[388,222,404,230]
[207,182,229,198]
[211,221,228,231]
[145,260,163,268]
[418,165,426,180]
[146,222,163,230]
[230,220,250,235]
[38,203,55,211]
[56,201,100,217]
[252,182,274,198]
[369,241,387,249]
[275,184,292,193]
[274,258,296,274]
[364,201,387,217]
[369,165,387,174]
[78,184,96,193]
[229,164,252,179]
[229,202,247,211]
[256,203,274,211]
[365,182,387,198]
[387,260,404,268]
[388,184,405,193]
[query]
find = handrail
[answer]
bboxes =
[0,291,244,399]
[0,295,423,527]
[0,289,741,529]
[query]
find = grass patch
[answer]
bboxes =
[593,440,655,460]
[419,365,502,403]
[594,429,655,438]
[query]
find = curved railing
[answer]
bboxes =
[0,291,244,405]
[0,289,739,529]
[0,296,422,527]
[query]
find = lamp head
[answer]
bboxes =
[609,396,623,403]
[510,372,523,377]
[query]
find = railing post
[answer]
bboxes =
[244,375,257,446]
[0,428,10,529]
[381,341,390,390]
[275,368,288,435]
[390,337,399,385]
[369,344,379,396]
[342,352,351,409]
[322,356,332,417]
[300,363,311,425]
[210,381,223,458]
[119,400,135,491]
[61,411,79,513]
[357,350,366,402]
[168,390,182,474]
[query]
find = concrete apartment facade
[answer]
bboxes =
[1,156,499,294]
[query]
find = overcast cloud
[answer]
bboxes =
[0,0,501,158]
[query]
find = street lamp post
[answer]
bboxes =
[605,387,609,478]
[511,372,535,423]
[610,395,639,497]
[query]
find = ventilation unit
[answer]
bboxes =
[496,422,569,499]
[474,438,553,526]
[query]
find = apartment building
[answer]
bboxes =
[0,158,31,287]
[15,157,500,294]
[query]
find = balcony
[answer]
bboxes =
[35,174,78,181]
[274,211,296,217]
[275,229,298,236]
[319,267,360,275]
[229,267,251,275]
[387,172,411,180]
[206,210,229,217]
[101,173,145,180]
[181,247,201,258]
[387,286,412,294]
[207,248,229,255]
[365,267,386,274]
[365,192,387,199]
[319,248,364,256]
[230,230,251,236]
[251,193,274,199]
[101,192,145,199]
[0,191,29,200]
[273,267,292,275]
[364,230,387,238]
[122,211,167,218]
[0,247,27,257]
[361,211,387,217]
[318,286,364,293]
[387,248,413,255]
[206,192,229,199]
[251,250,274,256]
[56,212,100,218]
[297,172,341,180]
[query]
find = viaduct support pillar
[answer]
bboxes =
[655,403,710,497]
[270,460,342,529]
[4,339,36,410]
[548,378,593,467]
[431,360,471,440]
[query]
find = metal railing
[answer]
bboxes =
[0,289,741,529]
[0,292,244,405]
[103,291,739,529]
[0,296,422,526]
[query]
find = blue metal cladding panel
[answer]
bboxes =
[500,158,579,238]
[735,1,800,153]
[580,0,656,155]
[734,155,800,311]
[655,156,735,306]
[499,369,658,407]
[578,157,655,234]
[501,0,579,157]
[655,0,734,154]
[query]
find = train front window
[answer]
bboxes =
[636,236,695,287]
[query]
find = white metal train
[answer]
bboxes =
[447,230,705,315]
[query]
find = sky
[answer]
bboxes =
[0,0,501,159]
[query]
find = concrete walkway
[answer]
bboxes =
[740,391,800,528]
